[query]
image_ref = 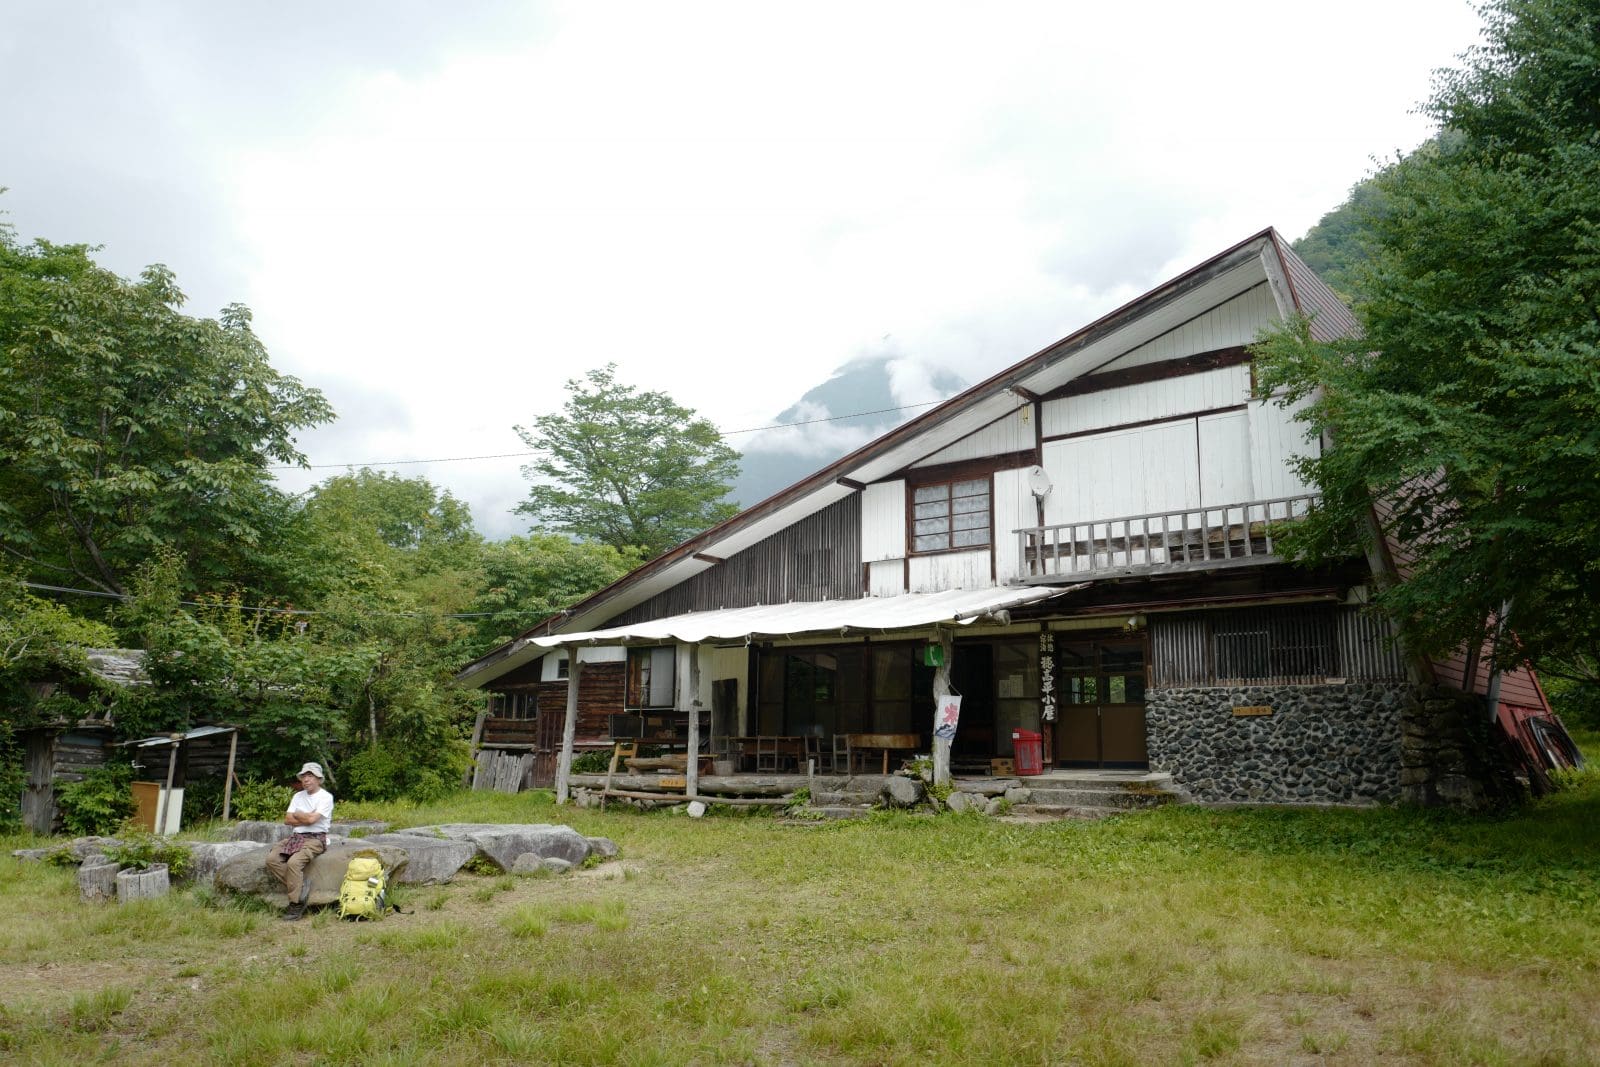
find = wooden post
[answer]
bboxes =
[555,653,583,805]
[221,729,239,821]
[464,707,488,788]
[155,739,179,836]
[932,629,954,788]
[78,859,121,903]
[116,864,170,902]
[686,644,702,799]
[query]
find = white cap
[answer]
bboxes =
[297,762,324,779]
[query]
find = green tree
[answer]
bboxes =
[515,364,740,558]
[469,534,639,649]
[1253,0,1600,678]
[0,225,332,597]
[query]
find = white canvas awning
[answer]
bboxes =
[527,585,1085,648]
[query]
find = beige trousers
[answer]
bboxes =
[265,836,327,904]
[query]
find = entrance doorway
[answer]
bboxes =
[1055,637,1148,768]
[950,644,995,762]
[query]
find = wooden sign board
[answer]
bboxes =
[658,775,686,789]
[1232,705,1273,717]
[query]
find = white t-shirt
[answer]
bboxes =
[287,788,334,834]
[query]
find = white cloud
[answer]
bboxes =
[6,0,1486,535]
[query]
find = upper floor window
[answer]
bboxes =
[911,478,992,553]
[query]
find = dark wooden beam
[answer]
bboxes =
[692,552,725,565]
[835,476,866,491]
[1008,385,1041,403]
[1040,346,1252,401]
[1041,404,1247,444]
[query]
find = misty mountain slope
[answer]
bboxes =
[730,355,966,508]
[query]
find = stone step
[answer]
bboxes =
[811,789,881,807]
[1014,773,1174,793]
[805,805,874,820]
[1020,787,1176,810]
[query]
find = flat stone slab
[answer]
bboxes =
[186,841,267,883]
[391,824,592,871]
[13,836,126,864]
[215,842,409,907]
[227,819,387,844]
[356,833,477,884]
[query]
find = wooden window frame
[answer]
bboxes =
[625,646,676,710]
[907,474,994,556]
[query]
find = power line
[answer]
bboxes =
[21,580,550,621]
[269,398,944,471]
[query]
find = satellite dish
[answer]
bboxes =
[1026,465,1053,498]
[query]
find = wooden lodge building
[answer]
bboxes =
[458,229,1561,807]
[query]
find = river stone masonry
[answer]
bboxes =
[1145,683,1411,804]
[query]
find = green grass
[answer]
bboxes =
[4,778,1599,1064]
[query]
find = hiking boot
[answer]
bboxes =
[281,903,306,921]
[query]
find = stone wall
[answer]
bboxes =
[1146,683,1412,804]
[1399,686,1526,810]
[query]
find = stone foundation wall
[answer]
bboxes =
[1146,683,1411,804]
[1400,686,1526,810]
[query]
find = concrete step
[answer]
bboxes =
[1016,772,1174,793]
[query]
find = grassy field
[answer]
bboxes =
[3,773,1599,1066]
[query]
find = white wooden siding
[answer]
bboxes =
[861,480,906,562]
[1248,394,1319,499]
[541,646,626,680]
[1041,364,1250,438]
[1042,420,1201,527]
[1098,284,1279,372]
[1196,409,1254,506]
[910,406,1034,468]
[868,559,906,597]
[992,466,1035,585]
[908,549,991,593]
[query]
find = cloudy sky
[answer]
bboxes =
[3,1,1482,536]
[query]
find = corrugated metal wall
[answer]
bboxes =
[1151,605,1408,687]
[612,494,862,624]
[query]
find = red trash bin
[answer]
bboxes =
[1011,729,1043,776]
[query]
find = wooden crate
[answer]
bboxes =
[990,758,1015,776]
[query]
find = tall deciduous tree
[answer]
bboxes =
[0,227,332,596]
[515,364,739,558]
[1253,0,1600,676]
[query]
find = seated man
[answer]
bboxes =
[264,762,334,921]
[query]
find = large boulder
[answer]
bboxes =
[882,776,924,808]
[586,837,620,859]
[215,842,409,906]
[391,824,592,871]
[186,841,269,883]
[356,833,477,885]
[227,819,380,844]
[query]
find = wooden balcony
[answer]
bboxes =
[1015,493,1319,583]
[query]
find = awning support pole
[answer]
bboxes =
[156,740,179,836]
[932,628,954,788]
[555,654,583,805]
[221,730,238,821]
[687,643,702,799]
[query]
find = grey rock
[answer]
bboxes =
[585,837,620,859]
[983,797,1004,816]
[228,821,292,844]
[944,790,973,813]
[186,841,268,883]
[215,842,409,907]
[391,824,591,871]
[358,833,477,885]
[881,776,924,808]
[541,857,573,874]
[11,849,53,862]
[1004,786,1031,805]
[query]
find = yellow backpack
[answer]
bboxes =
[337,850,388,920]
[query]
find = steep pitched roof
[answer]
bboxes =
[461,227,1341,685]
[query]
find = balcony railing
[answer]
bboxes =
[1014,493,1320,582]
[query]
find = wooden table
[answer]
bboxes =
[728,736,807,772]
[840,733,921,774]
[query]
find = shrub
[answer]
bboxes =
[230,777,291,821]
[344,742,467,804]
[57,762,136,836]
[105,832,193,879]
